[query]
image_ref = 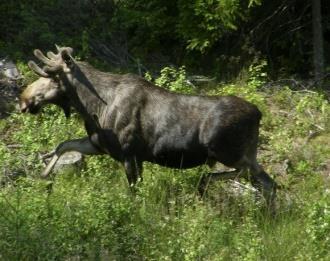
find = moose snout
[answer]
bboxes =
[19,98,41,114]
[20,100,30,113]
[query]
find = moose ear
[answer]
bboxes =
[61,48,73,65]
[55,45,73,67]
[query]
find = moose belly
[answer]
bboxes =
[151,148,208,169]
[149,129,208,168]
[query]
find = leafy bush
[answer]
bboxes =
[154,66,194,94]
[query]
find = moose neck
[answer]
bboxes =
[63,62,109,124]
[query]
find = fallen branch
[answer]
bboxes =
[6,144,22,149]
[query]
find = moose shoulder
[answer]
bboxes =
[20,46,277,204]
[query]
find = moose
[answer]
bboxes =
[20,46,277,204]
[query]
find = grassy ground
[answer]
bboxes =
[0,75,329,260]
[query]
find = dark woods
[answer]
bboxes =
[0,0,329,81]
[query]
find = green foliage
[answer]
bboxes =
[154,66,194,94]
[268,89,329,167]
[0,106,83,176]
[306,191,330,260]
[207,61,269,110]
[2,0,328,79]
[247,59,268,89]
[176,0,264,52]
[0,0,114,59]
[177,0,241,52]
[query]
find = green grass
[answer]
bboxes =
[0,172,328,260]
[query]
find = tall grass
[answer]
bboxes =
[0,163,328,260]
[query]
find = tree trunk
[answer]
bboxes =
[312,0,324,83]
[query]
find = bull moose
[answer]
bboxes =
[20,46,277,204]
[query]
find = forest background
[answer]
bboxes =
[0,0,329,81]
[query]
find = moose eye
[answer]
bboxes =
[35,93,45,99]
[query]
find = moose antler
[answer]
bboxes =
[28,61,50,77]
[28,45,74,77]
[34,49,58,67]
[46,51,59,60]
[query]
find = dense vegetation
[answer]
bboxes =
[0,0,329,79]
[0,65,329,259]
[0,0,329,260]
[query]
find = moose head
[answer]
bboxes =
[20,46,74,117]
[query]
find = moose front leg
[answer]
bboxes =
[123,157,143,187]
[41,137,103,178]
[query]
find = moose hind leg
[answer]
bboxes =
[248,161,277,207]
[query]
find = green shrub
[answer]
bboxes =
[306,191,330,259]
[154,66,194,94]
